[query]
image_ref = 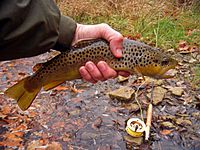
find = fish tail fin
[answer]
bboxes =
[5,77,41,111]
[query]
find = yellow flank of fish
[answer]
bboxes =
[5,39,178,111]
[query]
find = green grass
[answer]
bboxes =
[72,9,200,50]
[59,0,200,83]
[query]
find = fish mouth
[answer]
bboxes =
[154,59,178,79]
[154,63,177,79]
[160,69,177,79]
[153,68,176,79]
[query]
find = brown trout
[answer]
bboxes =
[5,39,178,111]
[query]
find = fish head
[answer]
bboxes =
[135,52,178,79]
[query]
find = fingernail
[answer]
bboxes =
[87,63,93,71]
[99,62,106,71]
[79,67,85,75]
[116,49,122,56]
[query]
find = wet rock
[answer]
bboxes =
[175,118,192,126]
[123,103,139,112]
[169,87,184,96]
[108,86,135,101]
[81,132,99,140]
[147,86,167,105]
[124,135,143,145]
[160,121,176,129]
[129,103,140,112]
[92,117,102,129]
[145,77,164,86]
[69,109,80,116]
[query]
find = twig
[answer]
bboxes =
[134,81,146,121]
[145,82,154,140]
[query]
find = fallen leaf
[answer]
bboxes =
[0,112,7,119]
[47,142,62,150]
[12,124,27,131]
[175,118,192,126]
[118,75,129,82]
[27,140,46,150]
[1,106,11,114]
[160,129,173,135]
[62,133,71,142]
[160,121,176,129]
[178,40,190,52]
[54,86,69,91]
[0,140,21,147]
[12,131,24,137]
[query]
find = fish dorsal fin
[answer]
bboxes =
[32,63,44,72]
[72,38,106,49]
[43,80,65,91]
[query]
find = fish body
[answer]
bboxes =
[5,39,178,110]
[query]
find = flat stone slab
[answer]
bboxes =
[108,86,135,101]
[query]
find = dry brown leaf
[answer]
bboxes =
[28,111,37,118]
[70,87,84,93]
[13,124,27,131]
[52,121,65,128]
[3,133,23,147]
[62,133,71,142]
[178,40,190,52]
[160,129,173,135]
[1,106,11,114]
[47,142,62,150]
[0,112,7,119]
[0,140,21,147]
[12,131,24,137]
[54,86,69,91]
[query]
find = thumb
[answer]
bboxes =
[109,37,123,58]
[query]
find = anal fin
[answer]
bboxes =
[43,81,65,91]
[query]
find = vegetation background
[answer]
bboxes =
[56,0,200,85]
[57,0,200,49]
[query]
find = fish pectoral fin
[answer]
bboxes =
[43,81,65,91]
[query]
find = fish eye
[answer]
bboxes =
[161,60,169,66]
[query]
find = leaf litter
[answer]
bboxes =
[0,42,200,150]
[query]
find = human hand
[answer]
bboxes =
[73,23,129,83]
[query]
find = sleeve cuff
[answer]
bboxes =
[53,15,77,51]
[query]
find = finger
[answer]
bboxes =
[97,61,118,79]
[79,66,97,83]
[85,61,106,81]
[109,38,123,58]
[101,24,123,58]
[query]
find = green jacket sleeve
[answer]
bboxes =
[0,0,77,61]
